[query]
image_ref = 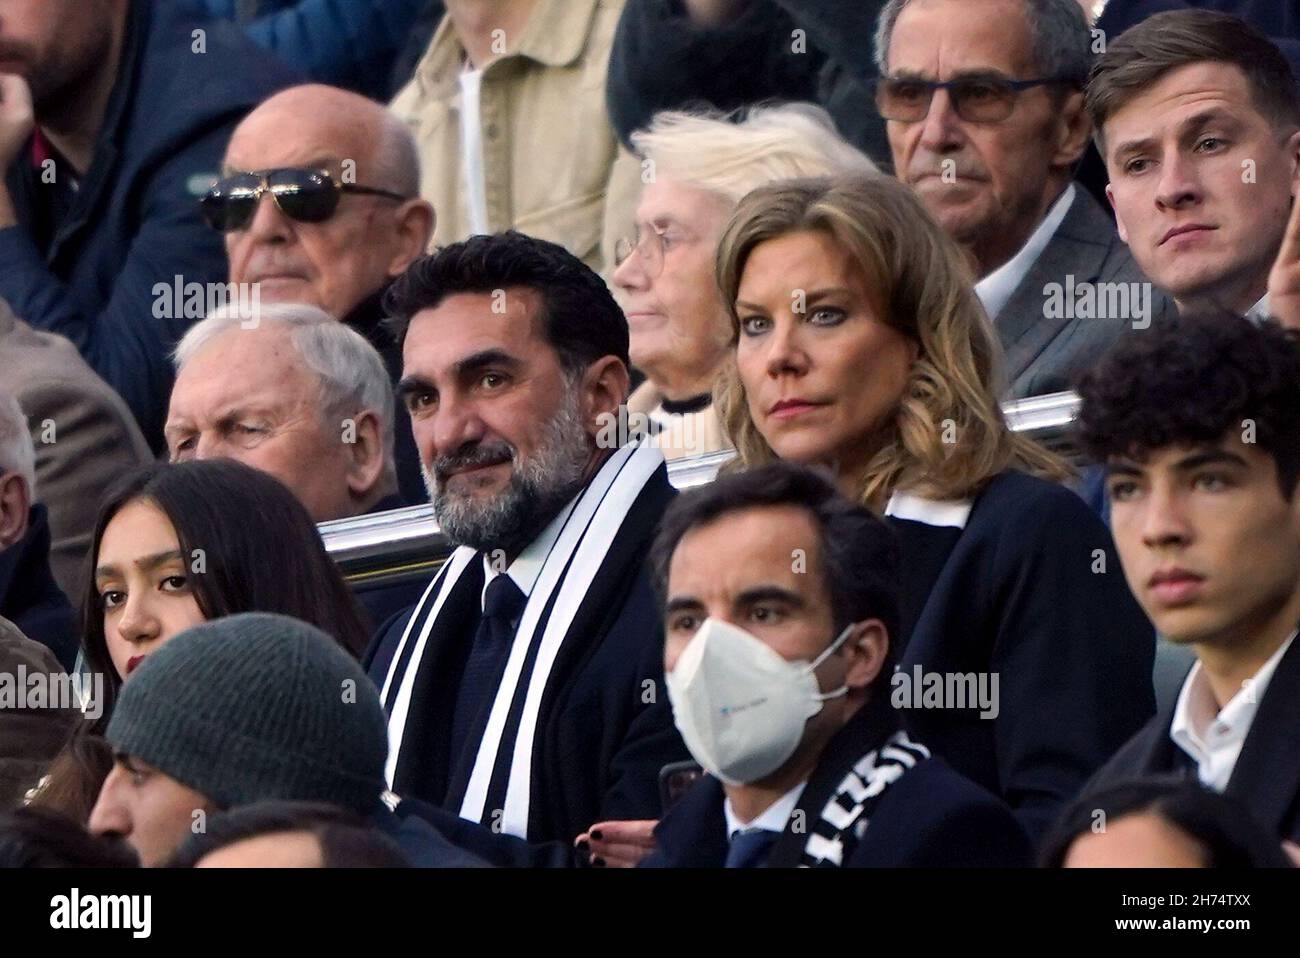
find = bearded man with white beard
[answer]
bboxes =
[365,232,690,866]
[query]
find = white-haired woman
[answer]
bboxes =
[612,104,876,460]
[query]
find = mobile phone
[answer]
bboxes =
[658,760,704,813]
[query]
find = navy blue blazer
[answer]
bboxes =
[0,0,299,449]
[1084,630,1300,844]
[889,470,1156,841]
[366,465,691,850]
[642,696,1033,868]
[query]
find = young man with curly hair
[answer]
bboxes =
[1074,312,1300,845]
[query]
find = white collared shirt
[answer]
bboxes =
[975,183,1077,322]
[1170,630,1296,792]
[885,489,973,529]
[457,63,490,235]
[1246,293,1270,324]
[723,782,807,839]
[478,499,575,613]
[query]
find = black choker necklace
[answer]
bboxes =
[659,393,713,415]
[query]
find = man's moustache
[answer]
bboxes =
[434,444,515,481]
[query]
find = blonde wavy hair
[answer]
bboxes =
[714,174,1070,506]
[631,103,878,203]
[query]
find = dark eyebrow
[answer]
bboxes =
[1173,449,1249,472]
[1105,458,1145,478]
[735,585,807,609]
[665,596,705,617]
[395,374,435,402]
[804,287,855,303]
[453,348,524,380]
[1111,135,1157,166]
[1113,109,1242,164]
[735,287,854,315]
[95,549,185,581]
[1107,447,1249,477]
[1179,109,1241,138]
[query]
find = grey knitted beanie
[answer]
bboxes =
[105,612,387,814]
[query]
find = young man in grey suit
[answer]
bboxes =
[874,0,1167,398]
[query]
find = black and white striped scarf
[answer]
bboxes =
[378,437,665,838]
[798,730,932,868]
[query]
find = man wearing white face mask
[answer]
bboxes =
[641,462,1031,868]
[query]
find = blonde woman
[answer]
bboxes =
[714,173,1155,839]
[612,104,875,460]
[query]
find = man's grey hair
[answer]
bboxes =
[0,391,36,496]
[173,302,396,456]
[874,0,1093,87]
[376,111,420,198]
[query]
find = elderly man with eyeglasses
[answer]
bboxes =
[875,0,1170,398]
[209,83,438,504]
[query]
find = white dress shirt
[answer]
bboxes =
[1246,293,1270,323]
[1170,630,1296,792]
[478,499,575,613]
[975,183,1076,322]
[723,782,807,838]
[457,64,490,235]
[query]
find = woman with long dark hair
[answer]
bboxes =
[27,459,371,822]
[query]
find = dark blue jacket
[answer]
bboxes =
[374,803,491,867]
[1098,1,1300,75]
[0,0,300,449]
[0,505,76,672]
[177,0,430,100]
[642,696,1033,868]
[889,470,1156,842]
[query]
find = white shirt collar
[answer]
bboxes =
[884,490,973,529]
[723,782,807,839]
[1170,629,1296,792]
[975,183,1076,322]
[1246,293,1270,323]
[479,498,576,612]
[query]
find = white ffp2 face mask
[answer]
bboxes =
[664,617,853,786]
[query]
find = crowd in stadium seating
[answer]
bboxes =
[1,0,1299,869]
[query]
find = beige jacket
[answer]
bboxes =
[0,300,153,598]
[391,0,639,273]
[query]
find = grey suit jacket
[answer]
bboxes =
[0,299,153,599]
[997,186,1174,399]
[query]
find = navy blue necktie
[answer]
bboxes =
[725,828,779,869]
[450,574,527,767]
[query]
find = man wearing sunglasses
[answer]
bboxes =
[0,0,298,451]
[211,83,436,505]
[874,0,1165,399]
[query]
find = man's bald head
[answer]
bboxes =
[227,84,419,196]
[221,84,434,320]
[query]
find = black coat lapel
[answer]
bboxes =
[1225,636,1300,837]
[647,776,729,867]
[887,516,964,654]
[392,559,486,806]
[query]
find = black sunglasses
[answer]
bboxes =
[873,74,1076,124]
[200,167,407,232]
